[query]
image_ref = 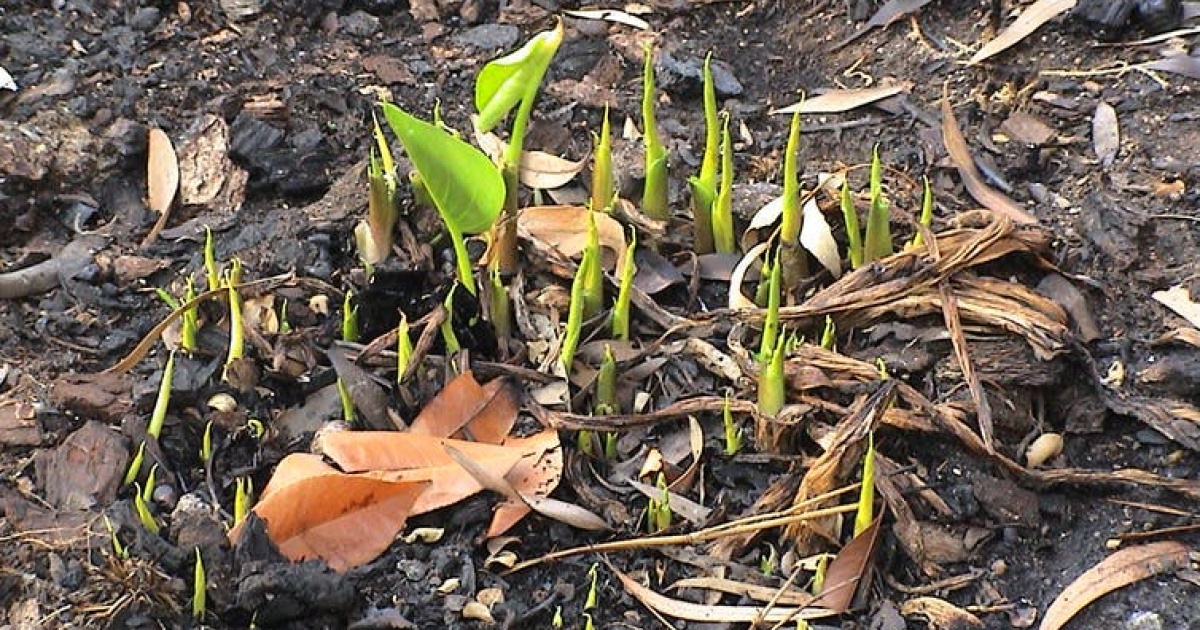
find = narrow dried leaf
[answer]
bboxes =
[819,517,883,613]
[233,453,427,572]
[1092,102,1119,166]
[772,85,905,115]
[518,205,627,271]
[144,127,180,245]
[728,242,771,309]
[669,576,816,606]
[562,8,650,29]
[488,428,564,536]
[941,98,1037,224]
[1152,285,1200,330]
[1039,541,1190,630]
[800,195,843,278]
[474,130,588,189]
[628,478,711,526]
[613,566,837,622]
[969,0,1077,64]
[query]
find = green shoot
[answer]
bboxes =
[133,483,160,534]
[757,331,787,417]
[841,179,863,269]
[640,43,669,221]
[224,258,244,365]
[585,563,599,610]
[246,418,266,440]
[381,103,504,293]
[203,226,220,293]
[193,548,207,620]
[759,543,778,575]
[103,514,128,559]
[200,420,214,464]
[595,344,618,415]
[688,52,720,254]
[722,393,743,456]
[812,553,830,594]
[234,476,253,527]
[753,255,772,307]
[337,379,355,424]
[141,464,158,503]
[758,250,782,362]
[910,176,935,249]
[278,298,292,333]
[577,430,596,457]
[553,607,563,629]
[581,212,603,320]
[440,287,462,354]
[355,114,400,267]
[647,473,672,532]
[181,277,198,353]
[475,21,564,272]
[155,288,179,310]
[711,113,736,253]
[489,262,511,341]
[590,106,615,213]
[819,315,836,351]
[397,313,414,382]
[147,351,176,440]
[560,251,588,373]
[342,291,359,343]
[780,110,804,244]
[611,230,637,341]
[603,431,618,460]
[854,431,876,537]
[583,613,595,630]
[123,441,146,486]
[863,146,893,263]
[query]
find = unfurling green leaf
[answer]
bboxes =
[234,476,253,527]
[691,52,720,254]
[357,114,400,266]
[854,431,876,537]
[342,291,359,343]
[133,483,160,534]
[397,313,414,382]
[780,110,803,244]
[474,21,564,134]
[723,393,743,456]
[581,212,603,320]
[841,179,863,269]
[910,175,935,249]
[193,548,207,620]
[757,331,787,417]
[595,344,618,415]
[820,315,836,351]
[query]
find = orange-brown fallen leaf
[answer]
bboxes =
[969,0,1076,65]
[940,96,1037,225]
[232,453,428,572]
[143,127,179,245]
[1039,541,1190,630]
[518,205,628,273]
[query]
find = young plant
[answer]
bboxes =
[103,514,128,559]
[688,52,720,254]
[585,563,600,611]
[595,344,618,415]
[757,331,787,417]
[909,176,935,249]
[133,483,160,534]
[155,281,198,354]
[647,473,672,532]
[342,291,359,343]
[590,106,615,213]
[711,113,736,253]
[489,262,511,341]
[841,179,863,270]
[148,351,176,439]
[200,421,214,464]
[355,114,400,268]
[610,230,637,340]
[863,145,893,263]
[722,392,744,456]
[381,103,505,294]
[396,313,414,382]
[640,43,670,221]
[141,465,158,504]
[193,548,207,620]
[581,212,603,320]
[758,251,782,362]
[223,259,245,368]
[560,249,589,374]
[759,543,778,575]
[123,441,146,487]
[203,226,220,293]
[819,315,836,351]
[440,286,463,354]
[474,21,564,272]
[854,431,876,537]
[234,476,253,527]
[778,110,809,286]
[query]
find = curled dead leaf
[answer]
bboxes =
[144,127,179,245]
[969,0,1077,64]
[474,129,588,189]
[518,205,628,273]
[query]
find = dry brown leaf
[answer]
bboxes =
[1039,541,1190,630]
[233,453,428,572]
[407,371,517,442]
[941,97,1038,225]
[518,205,627,271]
[969,0,1077,64]
[613,565,837,623]
[900,596,984,628]
[474,130,588,189]
[144,127,179,245]
[488,428,565,537]
[669,576,815,606]
[772,84,906,115]
[1092,102,1119,166]
[1152,285,1200,330]
[819,517,884,613]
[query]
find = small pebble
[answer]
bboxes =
[1126,610,1164,630]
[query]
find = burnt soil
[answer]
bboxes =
[2,0,1200,628]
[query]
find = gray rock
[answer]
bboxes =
[1126,611,1164,630]
[452,24,519,50]
[129,7,161,31]
[340,10,381,38]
